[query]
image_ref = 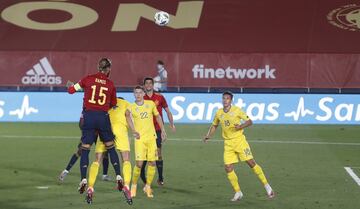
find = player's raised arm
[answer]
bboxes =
[67,79,84,94]
[164,107,176,132]
[125,109,140,139]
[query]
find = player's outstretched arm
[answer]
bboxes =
[203,125,217,143]
[164,107,176,132]
[125,110,140,139]
[155,115,167,142]
[234,119,253,131]
[66,80,82,94]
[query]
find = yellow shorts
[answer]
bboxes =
[134,138,158,161]
[223,136,253,165]
[95,124,130,153]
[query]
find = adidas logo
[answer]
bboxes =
[21,57,62,85]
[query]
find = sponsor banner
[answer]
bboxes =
[0,92,359,124]
[1,52,360,88]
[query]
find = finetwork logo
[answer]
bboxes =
[21,57,62,85]
[192,64,276,79]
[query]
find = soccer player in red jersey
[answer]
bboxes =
[140,77,176,186]
[67,58,131,204]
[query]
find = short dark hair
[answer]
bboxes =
[134,85,145,92]
[157,60,164,65]
[143,77,154,85]
[98,57,111,71]
[222,91,234,99]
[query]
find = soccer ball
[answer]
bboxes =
[154,11,170,26]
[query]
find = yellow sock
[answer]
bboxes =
[227,170,241,192]
[123,161,132,187]
[88,162,100,188]
[146,165,156,186]
[252,164,268,185]
[132,166,141,185]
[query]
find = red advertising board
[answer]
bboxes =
[0,1,360,88]
[1,52,359,88]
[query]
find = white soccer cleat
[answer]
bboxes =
[101,174,112,181]
[265,184,275,199]
[116,175,124,191]
[78,178,87,194]
[231,191,243,201]
[58,169,69,182]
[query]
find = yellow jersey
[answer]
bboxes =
[108,98,130,127]
[128,100,159,140]
[212,106,250,140]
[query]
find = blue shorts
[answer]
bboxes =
[82,110,114,145]
[156,130,162,148]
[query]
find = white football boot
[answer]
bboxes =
[231,191,244,201]
[265,184,275,199]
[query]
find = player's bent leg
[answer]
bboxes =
[104,141,132,204]
[246,159,275,199]
[120,151,132,189]
[96,140,111,181]
[88,153,103,190]
[59,143,83,182]
[144,161,156,198]
[86,152,103,204]
[225,164,242,201]
[118,151,132,204]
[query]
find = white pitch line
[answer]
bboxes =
[1,135,360,146]
[36,186,49,189]
[170,138,360,146]
[344,167,360,187]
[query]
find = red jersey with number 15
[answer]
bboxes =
[144,92,168,131]
[77,72,117,112]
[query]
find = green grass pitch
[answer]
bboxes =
[0,123,359,209]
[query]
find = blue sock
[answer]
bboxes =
[80,148,90,180]
[65,153,79,171]
[107,147,121,176]
[140,161,147,184]
[156,160,164,181]
[102,153,109,175]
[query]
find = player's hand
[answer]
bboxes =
[66,80,74,88]
[203,136,210,143]
[161,130,167,143]
[234,124,243,131]
[132,131,140,140]
[169,124,176,132]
